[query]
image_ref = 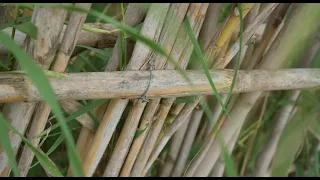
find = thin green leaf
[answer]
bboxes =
[184,17,229,117]
[118,32,123,71]
[76,45,112,59]
[79,53,99,72]
[29,134,65,170]
[218,136,239,177]
[134,125,148,139]
[0,16,31,31]
[0,113,20,177]
[0,32,83,176]
[38,99,108,138]
[175,96,196,104]
[13,21,37,39]
[0,113,62,177]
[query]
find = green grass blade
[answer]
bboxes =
[118,32,123,71]
[0,16,31,31]
[0,32,83,176]
[79,54,99,72]
[37,99,108,138]
[29,134,65,170]
[13,21,37,39]
[0,113,62,177]
[184,17,229,117]
[218,136,239,177]
[0,113,20,177]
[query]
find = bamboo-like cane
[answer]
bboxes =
[67,4,147,177]
[191,3,320,176]
[2,69,320,103]
[130,4,209,177]
[0,5,69,177]
[118,3,191,177]
[81,4,171,176]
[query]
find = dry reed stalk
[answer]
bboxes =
[162,111,192,177]
[81,4,171,176]
[103,4,190,177]
[158,103,186,177]
[185,4,287,176]
[0,23,119,58]
[198,3,222,51]
[203,3,254,66]
[239,93,269,176]
[143,97,203,175]
[3,69,320,102]
[247,3,291,69]
[129,4,209,177]
[105,3,147,72]
[16,4,92,177]
[191,4,320,176]
[253,91,300,177]
[0,5,69,176]
[120,99,161,176]
[192,4,256,142]
[207,4,262,176]
[253,31,320,177]
[171,107,204,177]
[212,3,278,69]
[66,4,147,176]
[209,126,242,177]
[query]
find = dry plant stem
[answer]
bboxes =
[131,98,176,177]
[103,100,147,177]
[247,3,291,70]
[3,69,320,102]
[105,3,146,72]
[0,23,119,57]
[186,3,287,176]
[16,4,91,177]
[184,114,228,177]
[240,92,269,176]
[253,33,320,176]
[213,3,279,69]
[143,98,202,174]
[129,4,208,176]
[171,107,204,177]
[210,5,262,176]
[103,3,189,177]
[192,4,320,176]
[120,99,161,177]
[209,126,242,177]
[198,3,222,51]
[159,103,186,177]
[253,91,300,177]
[162,112,192,177]
[204,3,254,66]
[0,6,68,177]
[82,4,171,176]
[69,4,147,176]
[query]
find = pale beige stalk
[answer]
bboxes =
[81,4,171,176]
[16,4,91,177]
[0,23,119,59]
[67,4,147,176]
[159,104,188,177]
[103,4,190,177]
[0,5,69,176]
[171,107,204,177]
[130,4,209,176]
[192,4,320,176]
